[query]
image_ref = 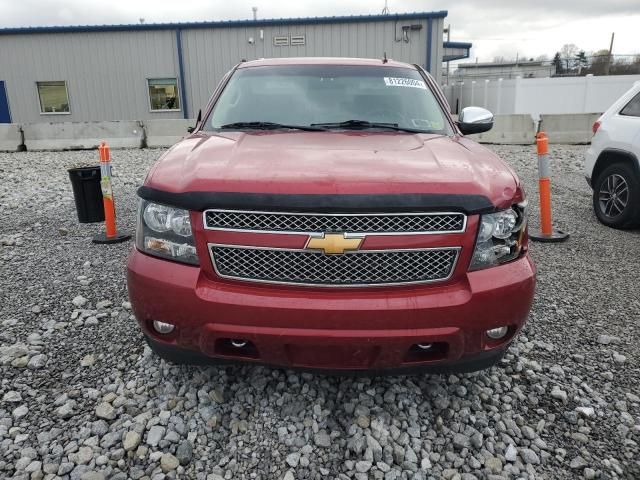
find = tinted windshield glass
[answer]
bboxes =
[206,65,451,134]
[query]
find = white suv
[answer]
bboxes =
[585,81,640,229]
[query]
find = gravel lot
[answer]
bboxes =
[0,144,638,480]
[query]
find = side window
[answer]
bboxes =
[37,81,70,114]
[148,78,181,111]
[620,92,640,117]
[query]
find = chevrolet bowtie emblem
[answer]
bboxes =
[305,232,364,255]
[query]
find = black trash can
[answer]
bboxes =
[68,166,105,223]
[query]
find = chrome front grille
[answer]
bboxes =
[210,245,460,287]
[204,210,466,234]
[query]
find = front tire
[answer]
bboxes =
[593,163,640,229]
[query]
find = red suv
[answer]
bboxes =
[127,57,535,373]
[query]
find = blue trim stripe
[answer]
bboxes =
[443,41,472,62]
[0,11,448,35]
[175,29,188,119]
[0,81,11,123]
[443,41,472,49]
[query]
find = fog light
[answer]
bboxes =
[152,320,175,334]
[230,339,247,348]
[486,326,508,340]
[417,343,433,350]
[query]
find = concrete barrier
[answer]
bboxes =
[144,119,195,148]
[22,121,144,151]
[542,113,601,144]
[4,114,601,151]
[0,124,23,152]
[468,115,536,145]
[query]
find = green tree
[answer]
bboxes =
[552,52,563,74]
[575,50,589,74]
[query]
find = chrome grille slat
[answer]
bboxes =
[204,210,466,234]
[210,245,459,287]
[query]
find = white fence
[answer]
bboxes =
[443,74,640,116]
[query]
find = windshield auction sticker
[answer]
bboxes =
[383,77,427,89]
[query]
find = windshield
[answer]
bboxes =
[205,65,452,134]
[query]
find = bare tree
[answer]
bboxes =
[560,43,579,71]
[590,49,611,75]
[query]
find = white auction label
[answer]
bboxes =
[383,77,427,89]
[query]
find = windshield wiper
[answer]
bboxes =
[217,121,326,132]
[311,119,429,133]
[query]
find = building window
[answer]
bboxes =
[290,35,306,46]
[273,35,306,47]
[37,81,70,114]
[148,78,180,111]
[273,36,289,46]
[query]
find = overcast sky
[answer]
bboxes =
[1,0,638,62]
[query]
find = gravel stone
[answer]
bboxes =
[123,431,141,451]
[550,387,568,403]
[282,471,295,480]
[453,433,470,450]
[58,463,74,475]
[3,390,22,402]
[81,472,106,480]
[56,401,76,419]
[75,446,94,465]
[13,404,29,419]
[72,295,88,307]
[571,457,589,469]
[95,402,116,420]
[357,416,371,429]
[520,448,540,465]
[286,452,300,467]
[576,406,595,418]
[80,354,96,367]
[597,334,618,345]
[613,353,626,364]
[27,353,47,369]
[176,440,193,465]
[485,457,503,473]
[505,444,518,463]
[314,431,331,448]
[160,453,179,472]
[1,146,639,479]
[147,425,166,447]
[356,460,372,472]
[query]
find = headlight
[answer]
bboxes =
[136,200,199,265]
[470,202,527,270]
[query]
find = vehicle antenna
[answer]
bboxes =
[382,51,388,64]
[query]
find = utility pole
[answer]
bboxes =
[445,24,451,85]
[604,32,615,75]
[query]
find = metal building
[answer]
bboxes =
[0,11,470,124]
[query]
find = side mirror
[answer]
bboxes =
[187,126,195,134]
[457,107,494,135]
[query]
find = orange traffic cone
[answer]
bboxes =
[92,142,131,244]
[529,132,569,243]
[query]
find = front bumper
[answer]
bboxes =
[127,249,536,372]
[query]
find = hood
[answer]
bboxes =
[145,131,519,210]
